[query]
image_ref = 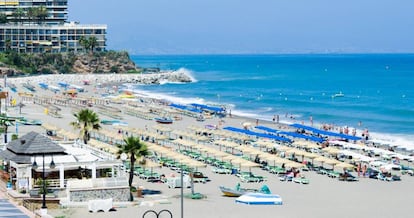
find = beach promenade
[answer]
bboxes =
[2,74,414,218]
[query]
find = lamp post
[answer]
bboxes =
[32,153,55,215]
[181,163,184,218]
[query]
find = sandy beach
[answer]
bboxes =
[3,73,414,218]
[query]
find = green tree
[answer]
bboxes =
[88,36,98,53]
[26,7,36,24]
[116,136,149,201]
[0,13,8,24]
[12,8,25,24]
[5,39,12,52]
[78,36,90,52]
[0,116,14,144]
[36,6,48,24]
[35,178,50,195]
[70,109,101,144]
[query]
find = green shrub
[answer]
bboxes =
[11,134,18,140]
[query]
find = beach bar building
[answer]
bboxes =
[0,0,106,53]
[0,131,129,202]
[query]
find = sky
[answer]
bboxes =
[69,0,414,55]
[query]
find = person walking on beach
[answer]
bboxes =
[256,119,259,126]
[309,115,313,126]
[362,165,367,177]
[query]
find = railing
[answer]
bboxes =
[22,198,61,215]
[92,177,128,188]
[22,199,37,214]
[33,179,67,188]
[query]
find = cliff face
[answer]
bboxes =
[71,52,138,74]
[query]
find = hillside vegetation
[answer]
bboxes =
[0,51,141,76]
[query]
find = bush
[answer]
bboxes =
[11,134,18,140]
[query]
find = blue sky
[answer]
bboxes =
[69,0,414,54]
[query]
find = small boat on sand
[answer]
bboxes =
[155,117,173,124]
[219,183,269,197]
[220,186,250,197]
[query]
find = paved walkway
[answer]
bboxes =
[0,179,35,218]
[0,198,30,218]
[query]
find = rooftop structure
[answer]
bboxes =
[0,0,106,53]
[0,0,68,25]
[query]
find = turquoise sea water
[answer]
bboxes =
[130,54,414,145]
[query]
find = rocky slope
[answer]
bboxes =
[71,52,138,74]
[0,51,141,76]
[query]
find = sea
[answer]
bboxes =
[130,54,414,148]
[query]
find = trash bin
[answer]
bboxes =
[231,169,238,175]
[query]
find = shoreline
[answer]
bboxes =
[6,72,414,151]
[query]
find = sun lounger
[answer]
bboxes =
[327,170,341,178]
[269,167,286,175]
[211,167,232,174]
[293,176,310,184]
[239,173,266,183]
[279,175,293,182]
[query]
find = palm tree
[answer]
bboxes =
[36,6,48,24]
[116,136,149,201]
[12,8,25,24]
[88,36,98,53]
[70,109,101,144]
[78,36,90,52]
[26,7,36,24]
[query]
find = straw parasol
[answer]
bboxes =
[41,123,60,131]
[322,147,341,155]
[334,162,355,171]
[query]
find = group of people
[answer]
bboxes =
[356,163,368,177]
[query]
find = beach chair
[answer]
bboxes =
[239,173,265,183]
[279,172,294,182]
[327,170,341,178]
[270,166,286,175]
[293,176,310,184]
[376,173,388,181]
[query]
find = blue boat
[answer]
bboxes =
[235,193,283,205]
